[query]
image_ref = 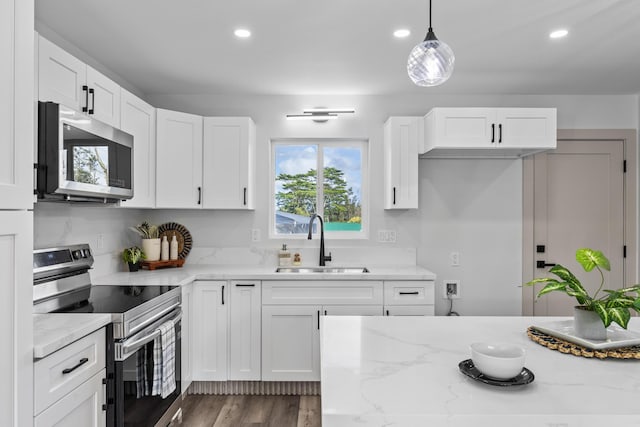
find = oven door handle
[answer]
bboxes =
[128,301,181,337]
[122,311,182,355]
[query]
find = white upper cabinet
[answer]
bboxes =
[0,0,33,209]
[155,108,203,208]
[202,117,256,209]
[422,107,556,158]
[383,117,419,209]
[38,35,120,127]
[119,90,156,208]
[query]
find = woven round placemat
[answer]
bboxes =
[527,327,640,360]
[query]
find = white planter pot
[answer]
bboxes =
[573,306,607,340]
[141,238,161,261]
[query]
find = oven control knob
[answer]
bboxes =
[83,249,91,258]
[72,250,82,260]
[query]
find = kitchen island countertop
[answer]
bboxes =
[320,315,640,427]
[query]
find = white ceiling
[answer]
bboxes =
[35,0,640,96]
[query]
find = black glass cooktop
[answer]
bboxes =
[54,285,178,314]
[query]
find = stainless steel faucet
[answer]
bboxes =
[307,214,332,266]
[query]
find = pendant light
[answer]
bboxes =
[407,0,455,87]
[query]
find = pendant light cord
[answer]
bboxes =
[428,0,432,32]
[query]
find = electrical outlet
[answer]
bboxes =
[251,228,261,242]
[442,280,461,299]
[377,230,397,243]
[450,251,460,266]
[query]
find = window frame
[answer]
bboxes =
[269,138,369,240]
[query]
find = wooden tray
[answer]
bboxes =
[527,327,640,359]
[141,259,185,271]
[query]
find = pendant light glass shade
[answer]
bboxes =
[407,0,455,87]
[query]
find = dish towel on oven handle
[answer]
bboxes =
[152,319,176,398]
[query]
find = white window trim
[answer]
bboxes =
[269,138,369,240]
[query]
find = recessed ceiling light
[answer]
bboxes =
[549,29,568,39]
[394,29,411,38]
[234,28,251,38]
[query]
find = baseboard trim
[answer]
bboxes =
[188,381,321,396]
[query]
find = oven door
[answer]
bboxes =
[113,310,182,427]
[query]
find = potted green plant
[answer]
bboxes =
[122,246,146,272]
[130,221,160,261]
[525,248,640,339]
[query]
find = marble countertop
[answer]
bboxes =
[320,316,640,427]
[33,313,112,359]
[92,264,436,286]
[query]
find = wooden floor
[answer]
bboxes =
[180,395,321,427]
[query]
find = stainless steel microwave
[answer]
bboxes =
[37,102,134,203]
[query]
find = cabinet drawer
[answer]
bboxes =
[383,281,434,305]
[384,305,434,316]
[262,281,383,305]
[34,328,106,415]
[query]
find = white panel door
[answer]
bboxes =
[425,108,495,148]
[34,371,105,427]
[532,140,624,316]
[0,211,33,426]
[229,281,261,380]
[383,117,418,209]
[497,108,556,149]
[86,66,120,128]
[384,305,434,316]
[156,109,203,208]
[202,117,255,209]
[0,0,33,209]
[262,305,320,381]
[37,35,86,110]
[322,305,382,316]
[119,90,156,208]
[191,281,227,381]
[180,283,192,394]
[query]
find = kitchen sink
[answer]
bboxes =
[275,266,369,274]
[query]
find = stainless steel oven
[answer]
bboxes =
[34,244,183,426]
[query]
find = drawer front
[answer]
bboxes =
[384,281,435,306]
[34,328,106,415]
[262,281,383,305]
[384,305,434,316]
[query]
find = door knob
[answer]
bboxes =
[536,260,557,269]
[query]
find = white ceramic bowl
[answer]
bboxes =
[470,342,526,380]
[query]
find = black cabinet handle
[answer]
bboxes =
[235,283,255,287]
[82,85,89,112]
[399,291,419,295]
[62,357,89,374]
[317,310,320,330]
[88,88,95,114]
[498,124,502,143]
[221,285,225,305]
[393,187,396,205]
[491,123,495,143]
[386,309,390,316]
[324,310,327,315]
[243,187,247,205]
[536,261,557,269]
[197,187,202,205]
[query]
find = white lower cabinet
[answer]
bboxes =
[384,305,435,316]
[383,281,435,316]
[181,282,193,393]
[229,281,261,380]
[34,370,106,427]
[191,281,228,381]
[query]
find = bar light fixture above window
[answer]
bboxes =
[286,108,355,122]
[407,0,455,87]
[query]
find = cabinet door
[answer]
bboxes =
[38,35,86,110]
[496,108,557,149]
[384,305,434,316]
[156,109,203,208]
[202,117,255,209]
[322,305,382,316]
[425,108,496,149]
[34,370,105,427]
[119,90,156,208]
[86,65,120,128]
[0,0,33,209]
[180,283,192,394]
[229,281,261,380]
[383,281,435,306]
[383,117,418,209]
[191,281,227,381]
[262,305,321,381]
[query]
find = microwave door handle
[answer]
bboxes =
[121,311,182,355]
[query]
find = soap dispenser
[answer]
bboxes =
[279,244,291,267]
[170,234,179,260]
[161,235,169,261]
